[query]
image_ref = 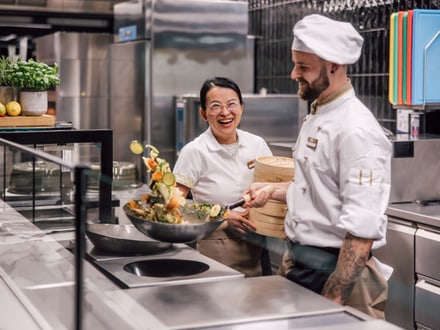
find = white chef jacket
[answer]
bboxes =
[173,127,272,204]
[285,86,392,250]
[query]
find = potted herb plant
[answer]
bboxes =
[0,56,17,106]
[8,58,60,116]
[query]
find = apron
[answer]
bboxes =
[197,229,265,277]
[278,240,388,319]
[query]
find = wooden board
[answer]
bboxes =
[0,114,55,127]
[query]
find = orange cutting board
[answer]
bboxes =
[0,114,56,127]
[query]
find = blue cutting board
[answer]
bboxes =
[411,9,440,105]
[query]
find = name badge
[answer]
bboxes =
[306,137,318,150]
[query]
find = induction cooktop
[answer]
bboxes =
[86,243,244,288]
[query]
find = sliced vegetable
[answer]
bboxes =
[128,200,139,209]
[209,204,221,218]
[222,209,231,219]
[162,172,175,186]
[130,140,144,155]
[152,171,163,182]
[127,144,186,224]
[167,196,179,210]
[145,144,159,159]
[143,157,158,171]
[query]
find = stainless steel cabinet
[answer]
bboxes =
[415,227,440,329]
[378,203,440,330]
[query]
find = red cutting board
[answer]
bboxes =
[397,11,404,105]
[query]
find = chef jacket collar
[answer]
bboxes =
[311,80,353,115]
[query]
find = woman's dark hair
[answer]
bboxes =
[199,77,243,110]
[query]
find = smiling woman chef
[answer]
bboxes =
[173,77,272,277]
[245,14,393,319]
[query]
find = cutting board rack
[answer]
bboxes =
[390,9,440,110]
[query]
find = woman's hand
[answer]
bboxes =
[226,209,257,234]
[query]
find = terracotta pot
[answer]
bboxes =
[19,90,48,116]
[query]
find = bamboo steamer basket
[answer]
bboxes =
[249,156,294,238]
[252,156,295,183]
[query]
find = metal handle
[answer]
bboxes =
[228,197,246,210]
[228,185,273,210]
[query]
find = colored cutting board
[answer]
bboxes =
[406,10,413,105]
[388,13,394,104]
[397,11,404,105]
[411,9,440,105]
[388,13,397,105]
[425,29,440,105]
[402,12,408,105]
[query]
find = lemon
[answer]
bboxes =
[0,102,6,117]
[6,101,21,116]
[129,140,144,155]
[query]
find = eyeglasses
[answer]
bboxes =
[207,101,241,115]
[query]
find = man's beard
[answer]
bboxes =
[297,65,330,102]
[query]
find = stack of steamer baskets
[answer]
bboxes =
[249,156,294,238]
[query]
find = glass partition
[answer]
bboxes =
[0,138,113,230]
[0,136,99,329]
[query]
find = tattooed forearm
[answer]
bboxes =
[321,233,373,304]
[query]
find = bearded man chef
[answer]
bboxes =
[244,14,393,319]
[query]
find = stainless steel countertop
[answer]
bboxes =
[126,275,344,329]
[0,199,404,329]
[387,203,440,228]
[124,275,402,330]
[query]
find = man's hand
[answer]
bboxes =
[243,182,289,208]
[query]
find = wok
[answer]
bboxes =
[86,223,172,254]
[123,197,248,244]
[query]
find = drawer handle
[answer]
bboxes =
[416,279,440,294]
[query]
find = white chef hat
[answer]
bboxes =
[291,14,364,65]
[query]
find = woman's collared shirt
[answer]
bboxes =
[174,127,272,205]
